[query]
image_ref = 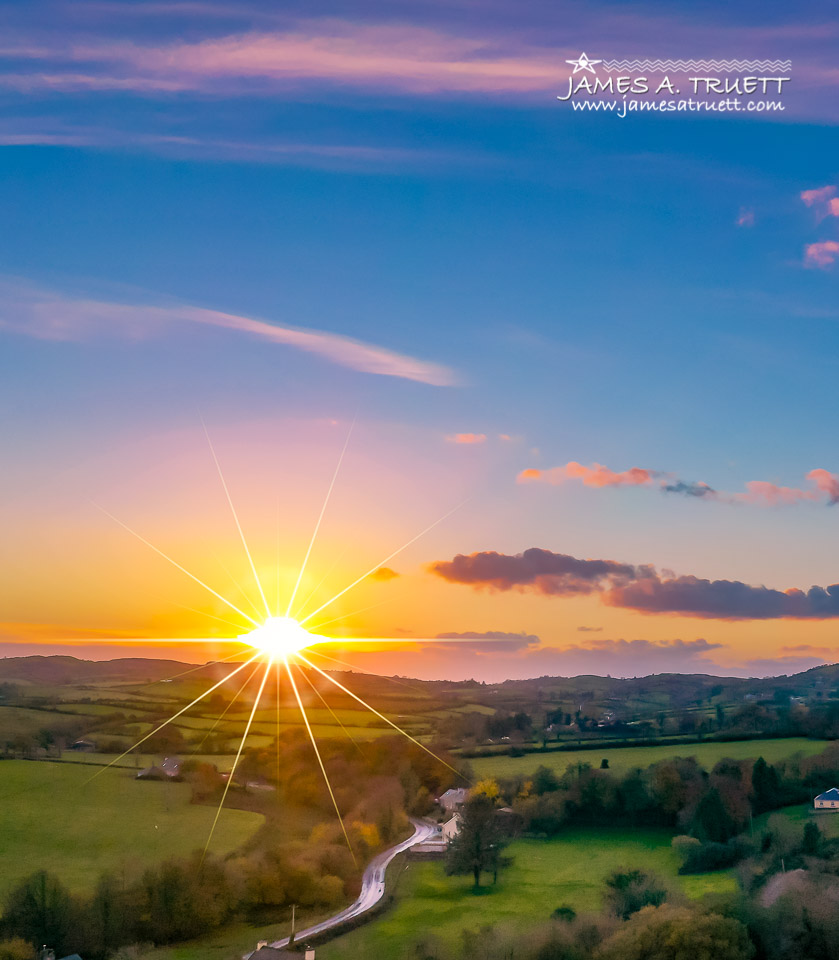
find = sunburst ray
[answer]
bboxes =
[284,657,355,859]
[201,419,272,619]
[203,657,273,859]
[86,652,260,782]
[92,502,260,627]
[296,652,466,782]
[299,501,465,627]
[285,417,355,617]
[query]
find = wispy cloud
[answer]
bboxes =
[0,118,457,170]
[518,459,839,507]
[0,15,833,115]
[446,432,487,444]
[736,207,755,228]
[0,279,455,385]
[431,545,839,620]
[0,24,575,97]
[434,629,539,651]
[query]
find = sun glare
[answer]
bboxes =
[242,616,316,658]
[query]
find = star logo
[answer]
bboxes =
[565,52,601,74]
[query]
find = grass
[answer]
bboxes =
[470,737,828,780]
[0,760,263,899]
[319,827,736,960]
[757,802,839,838]
[0,705,99,741]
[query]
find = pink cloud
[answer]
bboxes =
[518,461,654,488]
[734,480,820,506]
[801,185,837,207]
[447,433,487,444]
[0,279,455,385]
[804,240,839,268]
[736,207,755,228]
[808,468,839,504]
[1,25,574,97]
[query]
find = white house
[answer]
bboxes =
[442,813,462,843]
[437,787,468,813]
[814,787,839,810]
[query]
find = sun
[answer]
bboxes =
[241,616,316,658]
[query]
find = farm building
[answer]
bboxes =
[814,787,839,809]
[136,756,182,781]
[442,813,462,843]
[437,787,468,812]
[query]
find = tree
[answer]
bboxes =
[691,787,737,844]
[751,757,780,815]
[0,940,32,960]
[802,820,821,856]
[3,871,77,951]
[604,869,667,920]
[598,905,754,960]
[532,765,560,795]
[445,794,510,888]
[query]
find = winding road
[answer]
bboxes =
[263,817,437,952]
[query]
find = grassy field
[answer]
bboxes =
[0,761,263,899]
[319,827,736,960]
[470,737,828,780]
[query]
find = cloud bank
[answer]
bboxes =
[430,547,839,620]
[518,460,839,506]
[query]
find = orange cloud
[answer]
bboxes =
[804,240,839,268]
[370,566,400,581]
[518,461,654,488]
[447,433,487,444]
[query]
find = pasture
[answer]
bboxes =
[0,760,263,899]
[320,827,736,959]
[469,737,828,780]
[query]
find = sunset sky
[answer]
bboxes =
[2,0,839,681]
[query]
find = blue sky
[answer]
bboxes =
[2,0,839,679]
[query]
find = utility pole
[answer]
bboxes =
[289,903,297,945]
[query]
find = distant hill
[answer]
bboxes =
[0,655,198,684]
[0,653,836,696]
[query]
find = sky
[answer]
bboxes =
[2,0,839,681]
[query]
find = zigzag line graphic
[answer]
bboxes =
[601,59,791,73]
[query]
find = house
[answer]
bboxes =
[814,787,839,810]
[137,756,182,781]
[442,813,461,843]
[160,756,182,777]
[437,787,468,813]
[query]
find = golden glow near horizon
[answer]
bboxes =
[241,616,318,658]
[84,422,471,860]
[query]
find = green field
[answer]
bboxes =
[470,737,828,780]
[320,827,736,959]
[0,761,263,899]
